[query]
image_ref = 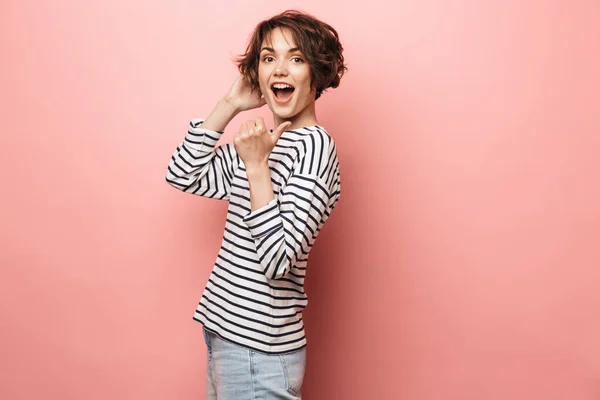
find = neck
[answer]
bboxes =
[273,101,318,130]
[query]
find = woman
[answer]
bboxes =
[165,9,347,399]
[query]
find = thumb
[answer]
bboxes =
[271,121,292,142]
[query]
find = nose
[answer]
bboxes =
[274,62,288,76]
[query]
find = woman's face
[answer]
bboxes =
[258,27,316,126]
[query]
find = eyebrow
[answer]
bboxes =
[260,46,301,54]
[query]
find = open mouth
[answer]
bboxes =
[271,83,295,102]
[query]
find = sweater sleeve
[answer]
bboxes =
[241,160,340,280]
[165,118,239,200]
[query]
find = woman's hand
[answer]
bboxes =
[234,117,292,170]
[224,75,267,113]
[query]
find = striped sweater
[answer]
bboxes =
[165,118,341,354]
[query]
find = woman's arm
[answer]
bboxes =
[165,75,266,200]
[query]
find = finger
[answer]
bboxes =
[238,122,250,139]
[246,120,257,135]
[271,120,293,142]
[255,117,266,133]
[238,121,248,135]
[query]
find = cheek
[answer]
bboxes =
[299,80,314,97]
[257,67,267,83]
[298,76,313,93]
[257,75,268,92]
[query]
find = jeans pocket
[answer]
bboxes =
[203,327,212,350]
[202,327,215,386]
[278,349,306,397]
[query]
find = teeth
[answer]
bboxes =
[272,83,294,90]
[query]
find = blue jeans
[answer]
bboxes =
[203,326,306,399]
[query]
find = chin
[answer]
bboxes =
[270,105,296,118]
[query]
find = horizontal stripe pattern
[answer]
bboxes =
[165,118,341,354]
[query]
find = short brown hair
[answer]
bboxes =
[233,9,348,100]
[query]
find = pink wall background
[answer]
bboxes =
[2,0,599,399]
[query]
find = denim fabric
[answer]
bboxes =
[203,326,306,399]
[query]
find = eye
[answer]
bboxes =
[261,56,304,63]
